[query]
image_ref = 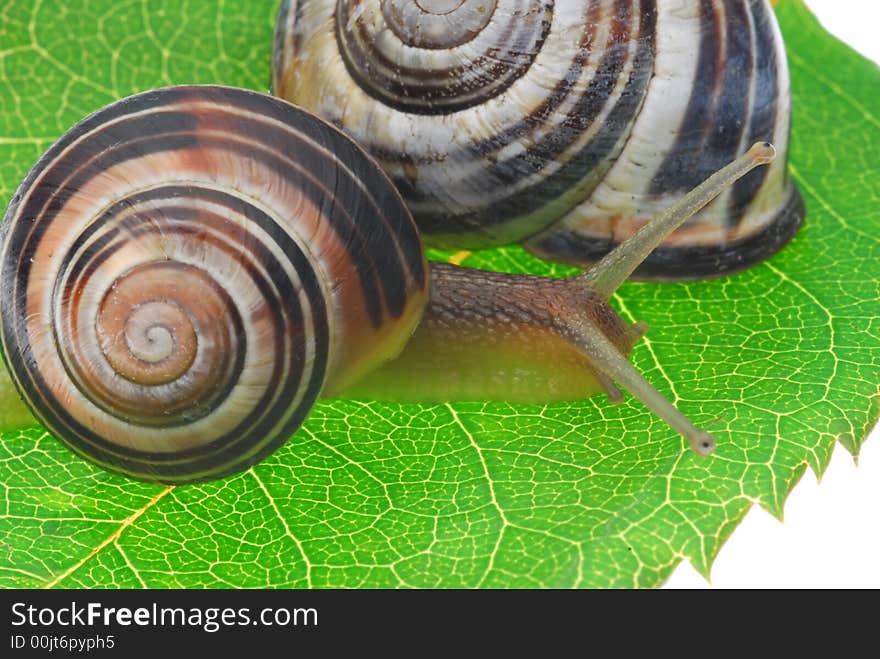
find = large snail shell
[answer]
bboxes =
[0,85,427,484]
[273,0,804,278]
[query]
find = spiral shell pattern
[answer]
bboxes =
[338,0,550,114]
[274,0,804,278]
[0,86,427,484]
[525,0,804,278]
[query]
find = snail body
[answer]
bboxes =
[344,262,643,404]
[0,86,773,484]
[273,0,804,279]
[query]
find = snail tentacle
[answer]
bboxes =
[565,320,716,456]
[593,369,624,405]
[583,142,777,300]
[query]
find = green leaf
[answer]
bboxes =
[0,0,876,589]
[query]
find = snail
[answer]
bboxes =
[0,85,774,484]
[272,0,805,279]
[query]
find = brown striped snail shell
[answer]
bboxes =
[0,85,775,485]
[272,0,805,279]
[0,86,427,483]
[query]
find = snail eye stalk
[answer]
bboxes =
[583,143,777,300]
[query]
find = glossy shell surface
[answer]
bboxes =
[0,85,427,483]
[273,0,804,278]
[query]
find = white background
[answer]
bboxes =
[665,1,880,588]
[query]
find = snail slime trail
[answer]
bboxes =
[273,0,804,280]
[0,85,772,483]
